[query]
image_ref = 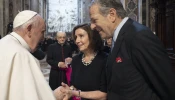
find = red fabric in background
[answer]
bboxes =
[66,65,81,100]
[65,65,72,86]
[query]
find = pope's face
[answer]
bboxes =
[30,16,45,51]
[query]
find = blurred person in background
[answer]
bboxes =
[46,31,72,90]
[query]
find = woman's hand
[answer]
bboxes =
[61,82,73,100]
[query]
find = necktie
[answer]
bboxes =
[111,39,115,52]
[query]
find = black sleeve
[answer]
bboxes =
[131,30,175,100]
[99,58,107,93]
[32,48,45,60]
[46,45,58,67]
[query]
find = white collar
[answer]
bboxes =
[10,32,31,52]
[113,17,129,42]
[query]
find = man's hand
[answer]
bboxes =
[60,82,72,100]
[58,62,67,68]
[53,86,66,100]
[65,57,72,65]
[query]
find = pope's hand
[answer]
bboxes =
[53,86,65,100]
[61,82,72,100]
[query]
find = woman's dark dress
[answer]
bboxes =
[71,52,107,100]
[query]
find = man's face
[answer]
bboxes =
[30,17,45,51]
[89,4,113,39]
[57,33,66,45]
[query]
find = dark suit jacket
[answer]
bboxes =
[46,42,72,68]
[106,18,175,100]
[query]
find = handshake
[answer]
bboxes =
[53,82,80,100]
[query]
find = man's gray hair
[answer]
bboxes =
[56,31,66,37]
[91,0,127,18]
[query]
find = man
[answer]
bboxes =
[89,0,175,100]
[47,32,72,90]
[0,10,60,100]
[5,21,45,60]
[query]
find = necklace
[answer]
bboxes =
[82,52,97,66]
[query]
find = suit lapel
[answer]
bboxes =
[106,35,124,86]
[106,18,133,87]
[107,36,124,68]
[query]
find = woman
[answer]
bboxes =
[61,24,107,100]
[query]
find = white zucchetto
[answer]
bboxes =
[13,10,37,28]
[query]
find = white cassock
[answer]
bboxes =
[0,32,56,100]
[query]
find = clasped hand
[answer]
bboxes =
[58,57,72,68]
[65,57,72,65]
[54,82,72,100]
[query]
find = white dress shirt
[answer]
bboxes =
[111,17,129,51]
